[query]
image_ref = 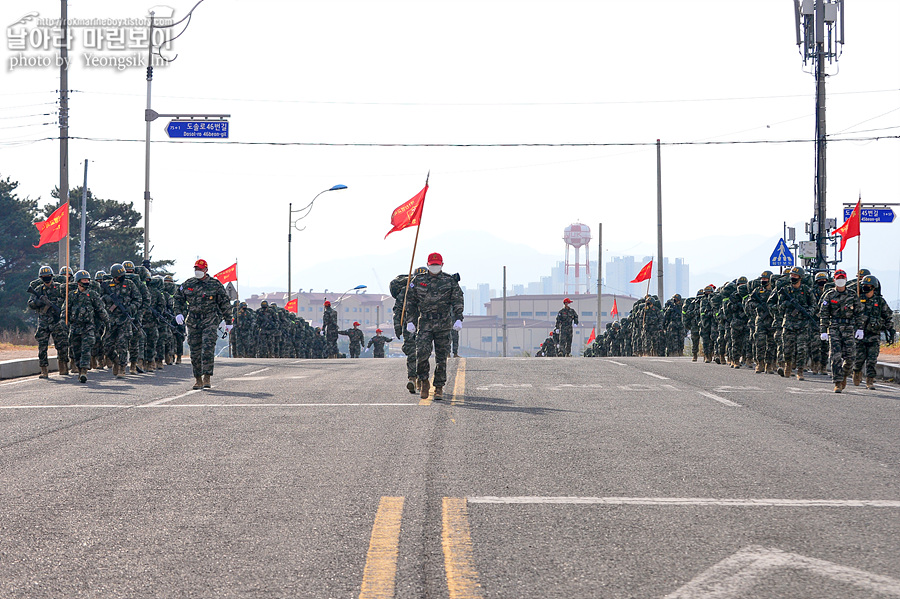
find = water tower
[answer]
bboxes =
[563,222,591,295]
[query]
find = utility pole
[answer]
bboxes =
[288,202,293,303]
[656,139,664,300]
[80,160,88,270]
[597,222,602,328]
[58,0,69,269]
[502,266,507,358]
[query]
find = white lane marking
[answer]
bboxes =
[0,378,36,387]
[291,360,303,364]
[647,359,674,363]
[547,384,604,391]
[475,383,533,390]
[224,376,268,381]
[643,371,670,380]
[142,389,201,406]
[664,545,900,599]
[715,386,763,393]
[466,497,900,507]
[0,402,417,410]
[0,404,127,409]
[698,391,742,407]
[604,360,626,366]
[243,368,271,376]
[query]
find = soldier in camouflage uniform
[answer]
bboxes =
[174,258,232,389]
[555,298,579,357]
[339,321,366,358]
[663,294,685,356]
[367,328,393,358]
[101,263,142,378]
[137,267,160,372]
[698,286,716,363]
[90,270,108,369]
[405,252,464,400]
[163,275,185,363]
[121,261,148,374]
[809,271,830,374]
[27,265,70,378]
[818,269,864,393]
[621,316,632,356]
[66,270,109,383]
[322,300,339,358]
[255,300,278,358]
[682,291,702,361]
[392,269,427,394]
[773,266,815,380]
[852,275,895,389]
[747,273,775,373]
[235,302,256,357]
[538,332,558,357]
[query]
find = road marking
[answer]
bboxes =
[442,497,484,599]
[697,391,742,407]
[0,404,128,409]
[643,371,670,380]
[0,402,417,410]
[664,545,900,598]
[0,378,36,387]
[359,496,404,599]
[604,360,626,366]
[223,376,269,381]
[243,368,270,376]
[466,496,900,507]
[715,386,763,393]
[451,358,466,406]
[143,389,201,406]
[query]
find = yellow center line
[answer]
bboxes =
[442,497,484,599]
[359,496,405,599]
[451,358,466,406]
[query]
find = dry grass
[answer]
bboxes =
[0,329,37,350]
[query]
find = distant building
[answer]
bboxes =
[245,291,394,331]
[605,256,689,299]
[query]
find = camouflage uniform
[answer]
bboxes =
[854,290,894,384]
[539,334,558,357]
[235,304,256,357]
[101,270,142,372]
[27,274,70,372]
[392,273,423,383]
[663,295,685,356]
[682,293,701,360]
[819,285,863,389]
[367,333,394,358]
[124,263,149,371]
[322,304,339,358]
[555,304,579,357]
[339,326,366,358]
[451,329,460,357]
[405,269,464,391]
[66,279,109,372]
[256,303,278,358]
[774,275,815,378]
[698,288,716,362]
[809,275,830,373]
[174,274,232,382]
[164,278,186,363]
[746,281,775,372]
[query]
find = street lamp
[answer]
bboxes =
[333,285,367,328]
[288,184,347,304]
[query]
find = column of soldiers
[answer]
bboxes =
[580,267,896,393]
[27,260,188,383]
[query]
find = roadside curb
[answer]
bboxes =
[0,355,59,380]
[876,360,899,382]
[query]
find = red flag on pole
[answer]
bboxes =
[611,298,619,317]
[586,327,596,345]
[833,199,861,252]
[285,298,298,313]
[384,184,428,239]
[630,260,653,283]
[213,262,238,284]
[33,202,69,248]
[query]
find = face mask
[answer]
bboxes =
[41,276,52,284]
[428,264,442,274]
[790,278,800,285]
[194,270,205,279]
[834,278,847,287]
[861,286,873,294]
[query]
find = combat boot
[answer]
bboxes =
[866,377,875,390]
[79,368,87,384]
[852,371,862,386]
[785,362,793,377]
[419,378,430,400]
[58,357,69,376]
[39,366,49,379]
[165,354,174,365]
[115,364,125,379]
[144,359,155,373]
[692,352,698,362]
[105,357,113,369]
[407,377,417,395]
[755,362,764,374]
[766,362,775,375]
[192,376,203,390]
[777,362,785,377]
[840,374,848,390]
[703,353,711,363]
[69,358,76,373]
[796,365,804,381]
[433,386,443,401]
[714,355,721,364]
[734,360,741,370]
[834,384,842,393]
[202,374,211,388]
[176,355,182,364]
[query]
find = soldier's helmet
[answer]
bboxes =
[271,302,278,308]
[673,293,682,301]
[136,266,149,280]
[858,268,871,278]
[789,266,805,278]
[123,260,135,272]
[696,289,704,296]
[722,282,736,293]
[414,266,428,276]
[94,270,107,280]
[760,270,773,279]
[164,274,174,283]
[860,275,879,290]
[260,300,269,308]
[240,302,247,308]
[151,275,164,287]
[38,265,54,278]
[737,276,748,285]
[74,270,90,283]
[814,272,828,283]
[110,263,126,278]
[738,283,749,296]
[60,266,73,277]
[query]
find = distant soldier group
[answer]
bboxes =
[27,259,188,384]
[581,267,896,393]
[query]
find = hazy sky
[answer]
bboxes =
[2,0,898,294]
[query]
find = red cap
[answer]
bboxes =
[353,321,360,327]
[323,300,330,307]
[427,252,443,265]
[834,269,847,279]
[194,259,208,270]
[563,297,572,304]
[376,328,382,333]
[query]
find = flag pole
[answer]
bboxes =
[856,194,861,297]
[646,262,652,298]
[400,171,429,329]
[65,204,70,327]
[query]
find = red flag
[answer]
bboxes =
[285,298,298,313]
[611,298,619,317]
[586,327,596,345]
[213,262,238,284]
[384,184,428,239]
[630,260,653,283]
[833,199,861,252]
[33,202,69,248]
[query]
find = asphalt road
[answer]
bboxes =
[1,356,899,599]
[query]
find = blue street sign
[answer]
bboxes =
[769,238,794,267]
[843,207,895,223]
[165,120,229,139]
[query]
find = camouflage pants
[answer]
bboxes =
[174,329,186,358]
[559,327,573,356]
[730,325,749,362]
[143,321,159,363]
[700,323,714,356]
[416,328,451,387]
[129,316,145,364]
[774,327,784,364]
[782,327,808,368]
[828,325,856,383]
[35,319,69,367]
[451,329,460,355]
[689,329,700,356]
[349,344,361,358]
[403,331,417,378]
[258,331,276,358]
[853,335,880,378]
[715,322,727,357]
[666,328,685,356]
[187,324,219,377]
[808,329,826,367]
[325,330,339,357]
[754,324,776,365]
[69,326,96,369]
[104,319,133,366]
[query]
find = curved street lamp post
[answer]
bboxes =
[288,185,347,304]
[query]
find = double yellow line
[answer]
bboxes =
[359,495,482,599]
[419,357,466,406]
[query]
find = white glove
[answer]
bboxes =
[406,322,416,333]
[175,313,185,325]
[224,324,233,335]
[855,329,864,340]
[453,320,463,331]
[820,332,829,341]
[554,329,560,334]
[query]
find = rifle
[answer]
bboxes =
[780,288,817,324]
[107,288,135,324]
[28,287,61,320]
[147,304,178,330]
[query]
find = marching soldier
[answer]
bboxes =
[27,265,70,378]
[67,270,109,383]
[367,329,393,358]
[322,300,339,358]
[102,263,142,378]
[555,298,579,357]
[774,266,815,380]
[819,269,864,393]
[852,275,895,389]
